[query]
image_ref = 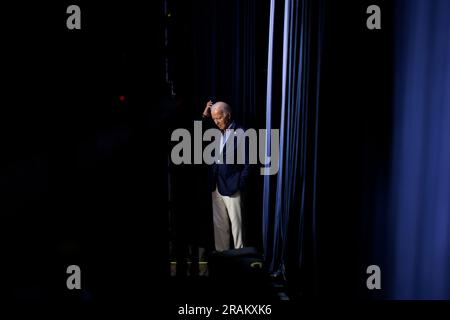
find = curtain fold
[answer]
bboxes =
[262,0,323,292]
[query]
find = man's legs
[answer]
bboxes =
[221,190,243,249]
[212,188,231,251]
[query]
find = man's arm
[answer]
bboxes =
[202,100,213,119]
[201,100,215,130]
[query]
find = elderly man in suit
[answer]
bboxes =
[202,100,250,251]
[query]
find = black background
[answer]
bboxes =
[316,0,393,299]
[2,0,396,313]
[3,1,169,309]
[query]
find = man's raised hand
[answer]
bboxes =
[202,100,213,118]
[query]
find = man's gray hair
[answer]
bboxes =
[211,101,232,116]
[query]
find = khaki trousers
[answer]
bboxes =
[211,188,244,251]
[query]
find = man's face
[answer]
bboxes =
[211,108,231,131]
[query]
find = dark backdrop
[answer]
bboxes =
[316,0,393,299]
[3,1,170,309]
[2,0,399,310]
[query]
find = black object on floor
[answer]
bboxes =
[208,247,274,302]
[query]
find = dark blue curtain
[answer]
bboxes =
[230,0,257,125]
[387,0,450,299]
[262,0,323,290]
[186,0,260,126]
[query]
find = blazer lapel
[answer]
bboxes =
[220,121,236,160]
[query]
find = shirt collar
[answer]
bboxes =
[221,120,235,134]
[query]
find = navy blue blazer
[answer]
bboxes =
[208,121,251,196]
